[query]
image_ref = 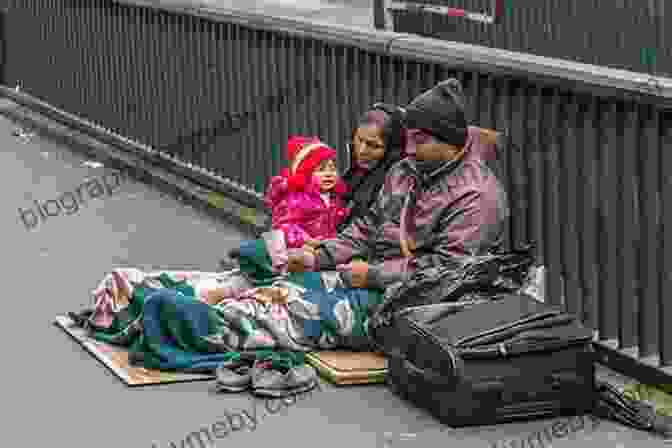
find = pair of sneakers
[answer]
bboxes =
[214,353,318,397]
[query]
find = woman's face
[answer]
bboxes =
[313,159,339,192]
[353,126,385,163]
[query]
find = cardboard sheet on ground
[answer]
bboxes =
[54,315,215,386]
[306,351,387,385]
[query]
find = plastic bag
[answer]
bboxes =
[369,244,538,327]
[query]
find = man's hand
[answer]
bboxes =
[338,260,370,288]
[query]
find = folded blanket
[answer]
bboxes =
[84,267,382,372]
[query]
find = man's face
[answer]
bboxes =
[405,129,464,162]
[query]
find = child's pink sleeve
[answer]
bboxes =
[264,175,289,210]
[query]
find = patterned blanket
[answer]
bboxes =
[85,268,383,372]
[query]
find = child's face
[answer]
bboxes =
[313,159,338,192]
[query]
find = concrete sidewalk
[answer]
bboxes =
[0,98,667,448]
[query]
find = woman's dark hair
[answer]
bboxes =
[338,103,406,231]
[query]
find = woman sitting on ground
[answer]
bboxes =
[211,104,406,302]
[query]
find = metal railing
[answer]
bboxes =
[1,0,671,382]
[386,0,671,78]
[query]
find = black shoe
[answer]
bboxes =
[218,258,239,271]
[67,309,94,327]
[228,248,241,259]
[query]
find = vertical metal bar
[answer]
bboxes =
[579,96,600,330]
[135,7,149,145]
[251,29,265,193]
[543,88,563,307]
[598,101,620,339]
[208,22,223,175]
[149,9,163,150]
[55,0,66,104]
[527,86,545,275]
[350,49,362,124]
[96,0,109,130]
[372,53,383,107]
[129,6,143,141]
[560,94,582,318]
[336,46,350,169]
[660,109,672,366]
[115,3,129,137]
[262,31,276,184]
[62,0,74,110]
[318,41,331,145]
[87,1,100,126]
[349,48,361,133]
[133,7,146,143]
[618,102,637,350]
[489,74,506,181]
[173,14,186,161]
[125,5,138,140]
[414,63,424,110]
[658,0,668,76]
[76,0,88,118]
[244,28,257,190]
[285,35,298,149]
[268,33,282,177]
[30,0,44,97]
[207,19,221,170]
[638,105,661,357]
[125,5,137,138]
[509,80,528,249]
[158,11,171,152]
[106,2,119,134]
[65,0,77,112]
[185,15,198,165]
[394,57,405,108]
[241,28,254,186]
[279,34,291,169]
[222,22,236,179]
[238,26,250,185]
[196,19,210,168]
[228,24,240,181]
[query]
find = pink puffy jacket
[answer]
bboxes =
[264,168,349,249]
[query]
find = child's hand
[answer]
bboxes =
[304,238,321,249]
[287,248,316,273]
[287,253,307,273]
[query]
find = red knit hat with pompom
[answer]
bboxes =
[286,136,339,192]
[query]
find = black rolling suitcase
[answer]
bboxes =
[370,293,597,427]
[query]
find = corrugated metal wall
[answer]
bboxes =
[2,0,671,376]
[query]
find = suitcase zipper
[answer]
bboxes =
[454,310,570,348]
[457,337,593,359]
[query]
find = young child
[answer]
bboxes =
[265,135,349,250]
[203,137,348,305]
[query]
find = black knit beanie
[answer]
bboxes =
[403,78,468,147]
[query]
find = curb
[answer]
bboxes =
[0,96,269,238]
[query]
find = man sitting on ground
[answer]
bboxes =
[288,78,510,292]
